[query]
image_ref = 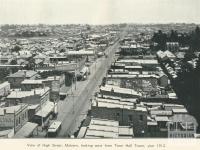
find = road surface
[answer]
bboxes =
[56,28,128,138]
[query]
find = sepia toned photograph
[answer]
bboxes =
[0,0,200,143]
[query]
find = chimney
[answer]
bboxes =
[24,71,27,78]
[34,89,36,95]
[133,103,136,109]
[4,109,6,114]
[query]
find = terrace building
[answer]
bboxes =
[7,70,39,88]
[78,118,134,138]
[91,97,147,137]
[0,104,28,137]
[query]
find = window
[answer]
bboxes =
[128,115,133,121]
[139,115,143,121]
[116,113,120,120]
[16,119,18,126]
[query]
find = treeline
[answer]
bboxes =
[174,56,200,132]
[152,26,200,51]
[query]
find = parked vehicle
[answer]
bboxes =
[77,66,90,81]
[47,121,62,137]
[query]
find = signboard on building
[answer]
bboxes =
[0,116,14,127]
[51,80,60,92]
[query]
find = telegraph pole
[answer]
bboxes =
[72,91,75,114]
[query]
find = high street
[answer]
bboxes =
[56,27,128,138]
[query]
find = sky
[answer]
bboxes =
[0,0,200,24]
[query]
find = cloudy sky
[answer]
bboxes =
[0,0,199,24]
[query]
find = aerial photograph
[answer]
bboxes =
[0,0,200,139]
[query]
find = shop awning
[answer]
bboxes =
[14,122,38,138]
[35,101,54,118]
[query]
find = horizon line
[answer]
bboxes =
[0,22,200,26]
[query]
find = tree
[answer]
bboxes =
[169,30,178,42]
[183,50,196,62]
[195,54,200,73]
[10,59,17,65]
[189,26,200,51]
[152,30,167,51]
[0,68,9,83]
[11,45,21,52]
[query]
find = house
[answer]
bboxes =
[164,50,176,60]
[33,53,48,68]
[116,59,159,71]
[0,55,13,64]
[158,73,169,88]
[21,79,44,91]
[157,50,168,61]
[45,75,65,88]
[6,87,50,106]
[7,70,39,88]
[147,102,197,138]
[175,52,185,60]
[21,75,64,101]
[120,45,138,55]
[168,113,198,138]
[166,42,179,52]
[106,74,159,92]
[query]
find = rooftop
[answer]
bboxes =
[100,85,142,97]
[150,110,173,116]
[107,74,159,79]
[67,50,95,55]
[172,108,188,114]
[0,104,27,115]
[118,126,133,137]
[46,76,62,81]
[83,118,133,138]
[117,59,158,65]
[0,81,10,89]
[164,50,176,58]
[155,116,170,122]
[7,87,49,99]
[21,79,44,85]
[97,94,138,103]
[93,97,147,112]
[7,70,38,78]
[14,122,38,138]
